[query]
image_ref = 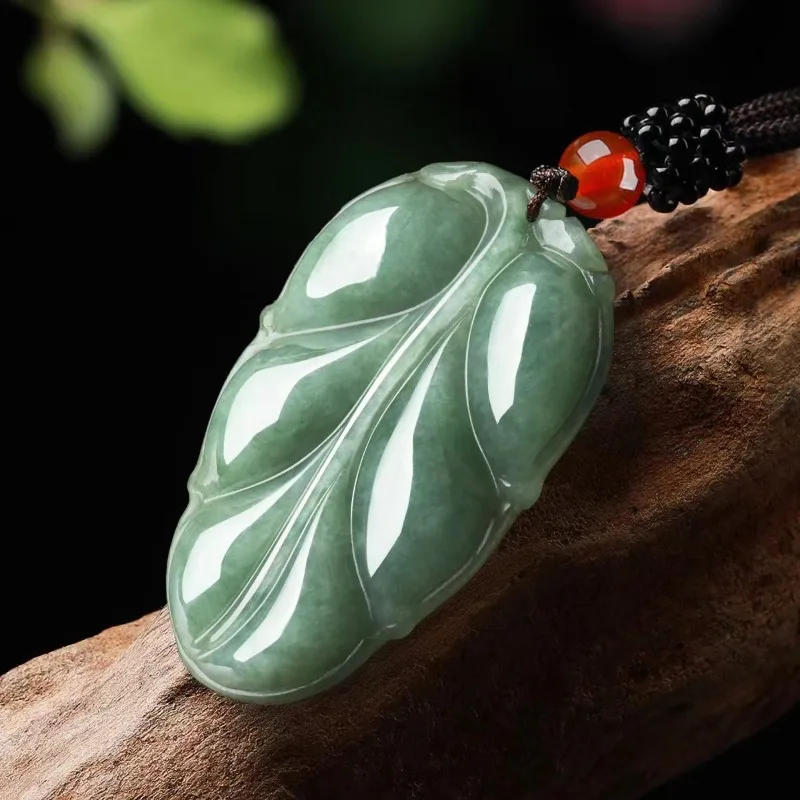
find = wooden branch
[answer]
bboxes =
[2,152,799,800]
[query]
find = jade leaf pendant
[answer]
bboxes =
[167,162,614,703]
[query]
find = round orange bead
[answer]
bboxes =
[559,131,645,219]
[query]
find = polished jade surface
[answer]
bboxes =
[167,162,614,703]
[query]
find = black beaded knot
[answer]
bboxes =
[621,93,746,213]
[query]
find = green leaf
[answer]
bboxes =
[166,163,615,703]
[71,0,298,139]
[24,34,116,157]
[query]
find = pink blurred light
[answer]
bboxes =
[582,0,731,40]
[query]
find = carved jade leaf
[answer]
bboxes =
[166,162,615,703]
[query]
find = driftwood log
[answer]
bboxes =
[2,152,798,800]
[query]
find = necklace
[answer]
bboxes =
[166,87,799,704]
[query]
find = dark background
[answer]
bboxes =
[2,0,797,796]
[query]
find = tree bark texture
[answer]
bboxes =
[2,151,798,800]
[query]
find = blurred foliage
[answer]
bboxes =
[306,0,488,74]
[24,32,116,155]
[18,0,298,156]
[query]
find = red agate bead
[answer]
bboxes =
[559,131,645,219]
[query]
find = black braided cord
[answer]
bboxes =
[729,88,800,156]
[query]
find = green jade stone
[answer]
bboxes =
[167,162,614,704]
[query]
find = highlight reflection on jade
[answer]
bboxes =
[166,162,615,703]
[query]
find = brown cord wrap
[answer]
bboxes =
[526,166,578,221]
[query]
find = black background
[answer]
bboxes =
[2,0,797,795]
